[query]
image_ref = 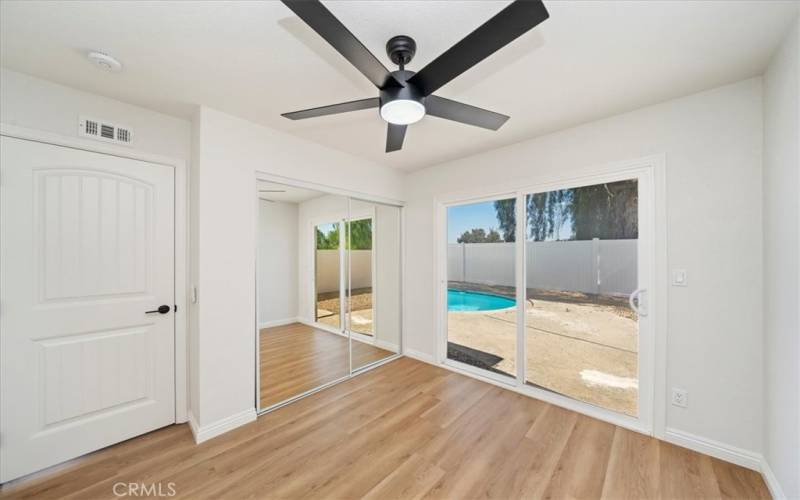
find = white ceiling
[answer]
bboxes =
[1,1,798,171]
[257,181,324,204]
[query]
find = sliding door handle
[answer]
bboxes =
[629,288,647,317]
[145,305,171,314]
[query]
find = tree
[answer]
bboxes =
[316,219,374,250]
[492,199,516,242]
[526,180,637,241]
[571,180,637,240]
[527,189,573,241]
[457,228,501,243]
[316,225,339,249]
[347,219,372,250]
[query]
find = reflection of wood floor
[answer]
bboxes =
[3,358,769,499]
[259,322,392,408]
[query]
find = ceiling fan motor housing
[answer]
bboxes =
[386,35,416,67]
[380,71,423,101]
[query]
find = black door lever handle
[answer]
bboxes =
[145,305,171,314]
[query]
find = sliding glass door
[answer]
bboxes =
[524,179,640,416]
[441,169,652,426]
[345,215,373,337]
[445,197,517,379]
[315,220,344,330]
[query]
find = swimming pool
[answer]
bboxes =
[447,289,516,312]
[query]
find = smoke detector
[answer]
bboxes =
[87,51,122,73]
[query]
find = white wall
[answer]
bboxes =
[191,107,403,431]
[404,79,764,455]
[763,17,799,500]
[258,200,298,325]
[0,69,191,161]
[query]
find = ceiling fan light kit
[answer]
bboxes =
[379,69,426,125]
[380,98,425,125]
[280,0,549,152]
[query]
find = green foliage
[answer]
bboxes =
[316,224,339,250]
[571,180,637,240]
[347,218,372,250]
[316,219,373,250]
[523,179,638,241]
[457,227,502,243]
[527,189,573,241]
[492,199,516,242]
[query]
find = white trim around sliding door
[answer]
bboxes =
[433,154,665,437]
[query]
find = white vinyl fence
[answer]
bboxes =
[448,239,637,296]
[316,249,372,293]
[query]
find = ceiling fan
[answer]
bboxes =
[279,0,549,153]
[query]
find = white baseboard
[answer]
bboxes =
[759,456,787,500]
[187,408,256,444]
[402,348,436,364]
[296,317,317,328]
[664,427,761,471]
[258,317,300,329]
[296,318,346,337]
[375,339,400,351]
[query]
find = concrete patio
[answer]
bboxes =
[447,285,638,416]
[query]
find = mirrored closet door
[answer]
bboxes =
[348,200,401,372]
[257,182,402,412]
[257,186,351,409]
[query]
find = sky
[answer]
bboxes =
[447,201,503,243]
[447,198,575,242]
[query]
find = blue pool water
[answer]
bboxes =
[447,289,516,312]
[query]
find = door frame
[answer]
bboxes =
[434,154,667,437]
[0,123,189,424]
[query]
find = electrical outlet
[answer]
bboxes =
[672,388,688,408]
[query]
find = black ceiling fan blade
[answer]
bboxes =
[425,95,509,130]
[282,97,380,120]
[408,0,549,96]
[386,123,407,152]
[281,0,401,89]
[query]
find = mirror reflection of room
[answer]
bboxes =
[257,182,401,411]
[348,199,401,373]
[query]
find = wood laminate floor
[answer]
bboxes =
[260,322,393,408]
[1,357,769,500]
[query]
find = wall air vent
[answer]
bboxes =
[78,116,133,146]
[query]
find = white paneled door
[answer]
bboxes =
[0,137,176,482]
